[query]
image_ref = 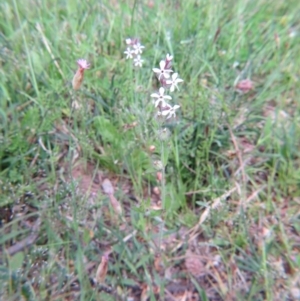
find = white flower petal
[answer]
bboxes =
[158,87,165,94]
[172,73,178,80]
[133,55,144,67]
[166,53,173,61]
[151,93,160,98]
[153,68,161,73]
[161,110,171,116]
[165,73,183,92]
[133,43,145,54]
[159,60,166,69]
[155,99,168,108]
[124,47,133,59]
[160,104,180,119]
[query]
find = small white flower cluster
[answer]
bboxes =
[151,54,183,119]
[124,38,145,67]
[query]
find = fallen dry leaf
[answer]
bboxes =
[199,207,210,225]
[123,121,138,131]
[102,178,115,195]
[235,79,254,93]
[154,255,163,273]
[150,204,163,210]
[140,284,150,301]
[109,194,123,216]
[68,161,103,201]
[291,288,300,300]
[102,178,122,215]
[185,251,205,277]
[96,255,109,284]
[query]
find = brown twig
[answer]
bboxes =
[7,100,34,118]
[228,126,247,185]
[5,218,41,256]
[182,162,197,175]
[188,187,237,240]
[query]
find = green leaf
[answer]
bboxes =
[9,252,24,271]
[93,116,121,146]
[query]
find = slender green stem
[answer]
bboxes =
[158,139,167,250]
[130,0,138,29]
[160,140,166,209]
[261,240,272,301]
[12,0,39,98]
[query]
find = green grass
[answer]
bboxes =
[1,0,300,300]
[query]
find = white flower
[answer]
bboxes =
[125,38,132,45]
[133,43,145,54]
[166,73,183,92]
[150,87,172,107]
[133,55,144,67]
[166,53,173,61]
[161,104,180,119]
[124,47,134,59]
[153,60,173,80]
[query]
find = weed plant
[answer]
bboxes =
[0,0,300,300]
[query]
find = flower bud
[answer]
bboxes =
[153,186,160,196]
[72,59,90,90]
[72,68,84,90]
[156,171,163,182]
[149,145,156,152]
